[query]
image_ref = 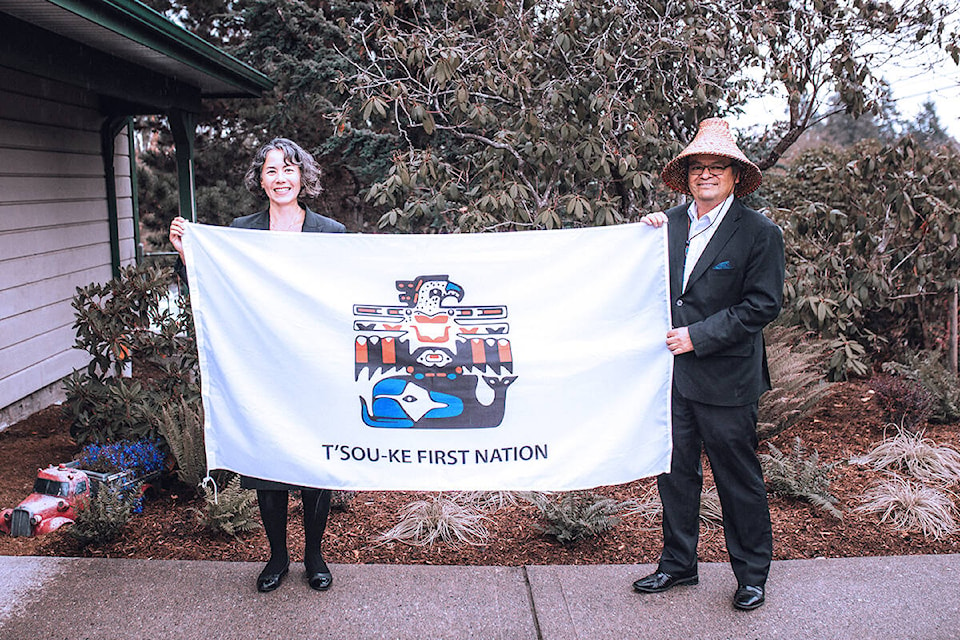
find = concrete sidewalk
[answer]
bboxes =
[0,554,957,639]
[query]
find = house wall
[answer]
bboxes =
[0,64,136,429]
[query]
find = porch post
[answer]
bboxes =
[101,116,128,279]
[168,108,198,222]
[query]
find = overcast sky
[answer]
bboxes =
[732,44,960,140]
[884,54,960,138]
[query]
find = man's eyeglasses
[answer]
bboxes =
[688,162,733,176]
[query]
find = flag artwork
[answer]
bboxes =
[354,274,517,430]
[183,222,673,491]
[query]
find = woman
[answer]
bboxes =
[169,138,345,593]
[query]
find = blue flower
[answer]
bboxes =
[79,439,165,475]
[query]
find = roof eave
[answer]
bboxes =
[48,0,273,97]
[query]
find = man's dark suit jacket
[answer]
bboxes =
[666,199,784,407]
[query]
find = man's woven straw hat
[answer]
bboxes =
[660,118,762,198]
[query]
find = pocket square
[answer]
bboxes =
[712,260,733,270]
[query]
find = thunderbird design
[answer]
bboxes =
[354,275,517,429]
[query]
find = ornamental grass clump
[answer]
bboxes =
[760,436,842,518]
[850,426,960,486]
[527,491,623,544]
[856,474,958,540]
[619,485,723,530]
[698,486,724,529]
[620,485,662,530]
[451,490,531,512]
[376,493,489,547]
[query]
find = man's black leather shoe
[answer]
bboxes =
[632,571,699,593]
[256,563,289,592]
[307,570,333,591]
[733,585,765,610]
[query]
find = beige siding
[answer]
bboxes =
[0,65,136,422]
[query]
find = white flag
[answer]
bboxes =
[183,222,672,491]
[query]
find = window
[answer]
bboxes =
[34,478,69,497]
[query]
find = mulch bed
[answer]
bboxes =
[1,381,958,564]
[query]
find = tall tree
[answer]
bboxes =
[902,100,956,150]
[331,0,959,232]
[801,88,902,149]
[136,0,396,241]
[764,137,960,378]
[137,0,959,238]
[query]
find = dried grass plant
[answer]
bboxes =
[375,493,489,547]
[620,485,662,529]
[619,485,723,530]
[699,486,724,529]
[856,474,958,540]
[452,491,532,512]
[851,425,960,486]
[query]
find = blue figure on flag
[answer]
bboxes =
[354,275,517,429]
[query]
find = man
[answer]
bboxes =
[633,118,784,611]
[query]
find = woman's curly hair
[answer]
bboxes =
[243,137,322,198]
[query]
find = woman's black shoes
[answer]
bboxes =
[307,570,333,591]
[257,559,332,592]
[305,555,333,591]
[256,563,289,592]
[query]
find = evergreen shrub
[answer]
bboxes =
[758,324,836,439]
[870,374,936,430]
[882,351,960,425]
[194,473,260,537]
[527,491,623,544]
[64,263,199,445]
[761,437,842,518]
[68,482,139,545]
